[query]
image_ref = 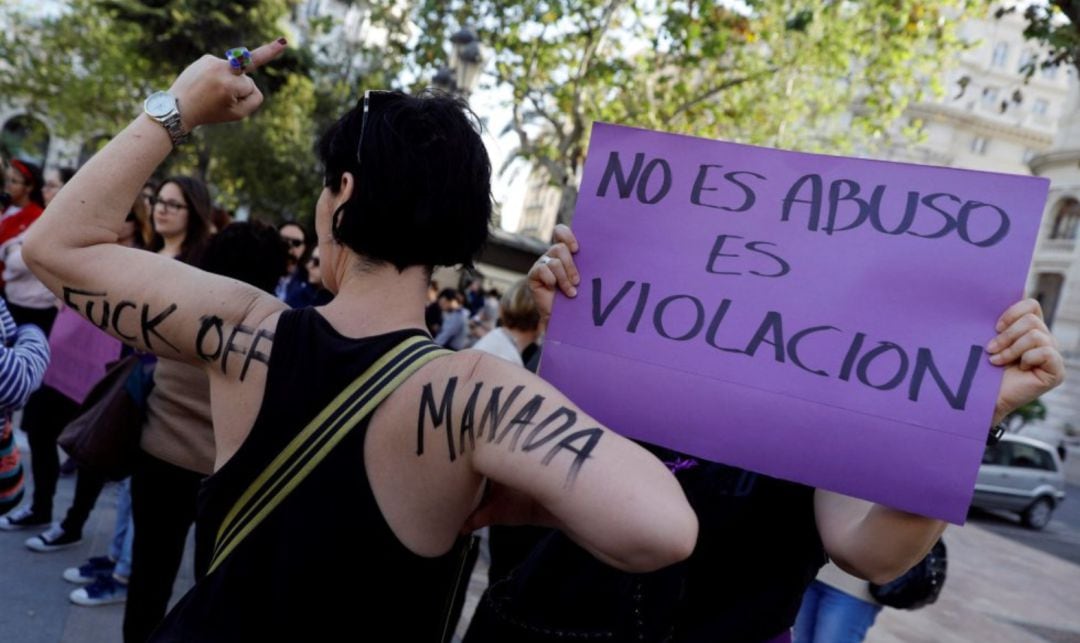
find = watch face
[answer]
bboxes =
[146,92,176,118]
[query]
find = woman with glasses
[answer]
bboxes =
[149,177,212,264]
[1,160,56,332]
[21,41,697,641]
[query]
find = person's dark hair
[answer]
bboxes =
[10,159,44,208]
[279,220,313,258]
[150,175,213,264]
[316,90,492,271]
[437,288,462,305]
[57,166,76,185]
[199,221,289,294]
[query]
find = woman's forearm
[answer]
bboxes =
[815,489,946,584]
[25,115,172,269]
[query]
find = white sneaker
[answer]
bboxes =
[25,524,82,552]
[0,505,50,531]
[70,575,128,606]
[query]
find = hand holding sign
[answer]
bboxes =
[540,123,1059,522]
[529,225,581,321]
[988,299,1065,425]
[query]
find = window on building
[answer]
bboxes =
[1033,98,1050,116]
[970,136,989,155]
[1034,272,1065,329]
[1041,63,1059,79]
[991,42,1009,68]
[981,86,1000,108]
[1018,50,1037,74]
[1050,198,1080,239]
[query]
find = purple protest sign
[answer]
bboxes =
[541,122,1049,523]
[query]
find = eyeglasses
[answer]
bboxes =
[150,197,187,213]
[282,237,305,249]
[308,256,320,267]
[356,89,394,165]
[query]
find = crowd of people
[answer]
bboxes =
[0,38,1066,643]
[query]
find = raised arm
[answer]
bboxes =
[22,42,289,371]
[816,298,1065,583]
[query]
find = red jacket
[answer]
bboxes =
[0,202,43,248]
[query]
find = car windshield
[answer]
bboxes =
[982,441,1057,472]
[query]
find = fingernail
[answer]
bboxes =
[568,287,578,297]
[989,354,1003,364]
[572,275,580,285]
[277,37,288,45]
[987,339,999,352]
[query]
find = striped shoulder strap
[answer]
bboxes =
[209,334,450,574]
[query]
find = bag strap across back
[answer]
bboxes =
[209,334,449,574]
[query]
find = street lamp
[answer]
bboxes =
[432,27,484,98]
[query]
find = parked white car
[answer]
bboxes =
[972,434,1066,530]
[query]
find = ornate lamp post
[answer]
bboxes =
[432,27,484,97]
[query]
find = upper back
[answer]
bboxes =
[170,307,473,640]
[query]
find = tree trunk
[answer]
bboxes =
[555,183,579,231]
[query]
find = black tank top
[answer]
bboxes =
[151,308,465,642]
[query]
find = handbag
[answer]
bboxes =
[868,538,947,610]
[57,354,153,481]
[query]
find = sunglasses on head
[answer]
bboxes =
[356,90,395,165]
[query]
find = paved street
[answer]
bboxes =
[967,441,1080,567]
[0,433,195,643]
[968,484,1080,567]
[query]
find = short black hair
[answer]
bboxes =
[199,221,289,294]
[437,288,462,304]
[317,90,492,271]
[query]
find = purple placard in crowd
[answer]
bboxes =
[541,122,1049,523]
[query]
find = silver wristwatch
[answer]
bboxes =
[144,91,188,146]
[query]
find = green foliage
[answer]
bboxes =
[411,0,976,228]
[1007,398,1048,431]
[0,0,332,220]
[1000,2,1080,77]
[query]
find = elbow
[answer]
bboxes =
[611,509,699,573]
[21,227,45,274]
[834,551,920,586]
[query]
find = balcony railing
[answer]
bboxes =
[1041,238,1077,254]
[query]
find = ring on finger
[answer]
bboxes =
[226,47,253,75]
[538,255,553,266]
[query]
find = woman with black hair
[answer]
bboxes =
[22,41,697,641]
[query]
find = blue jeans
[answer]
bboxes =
[109,478,135,580]
[794,580,881,643]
